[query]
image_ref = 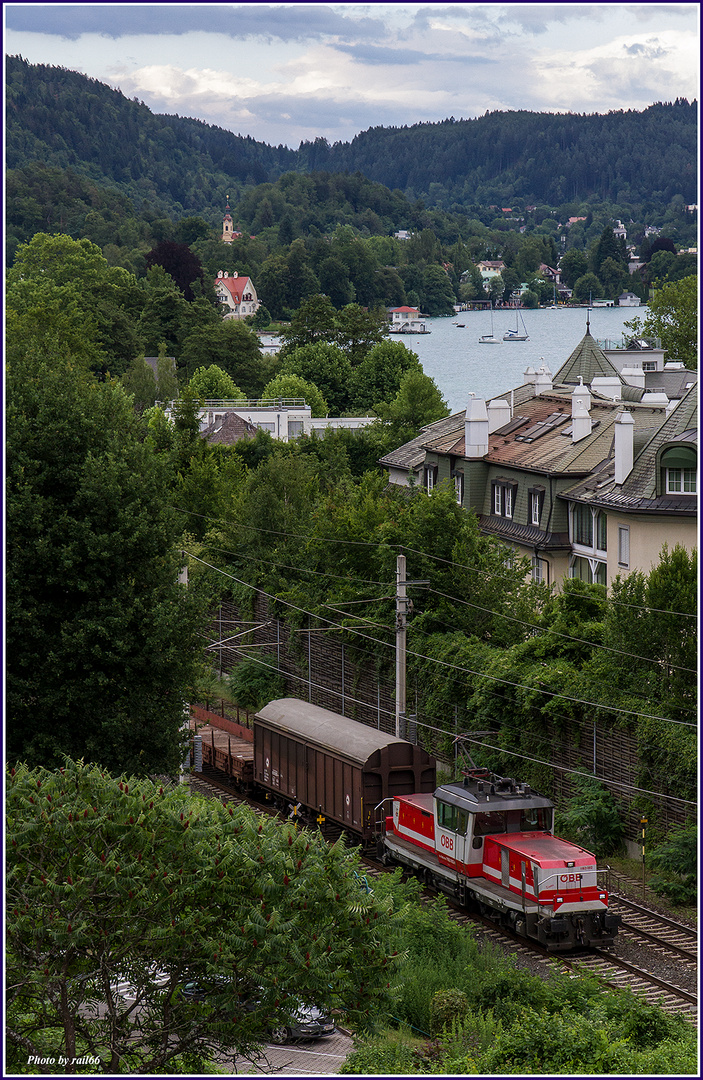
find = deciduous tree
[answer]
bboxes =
[6,760,399,1074]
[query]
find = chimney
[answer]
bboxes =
[621,363,645,389]
[464,393,489,457]
[614,410,634,484]
[571,378,592,442]
[523,366,537,385]
[487,397,511,433]
[533,360,553,393]
[591,376,621,401]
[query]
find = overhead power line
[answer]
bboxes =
[184,552,697,729]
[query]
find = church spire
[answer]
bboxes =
[222,197,233,243]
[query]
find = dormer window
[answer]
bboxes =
[660,446,697,495]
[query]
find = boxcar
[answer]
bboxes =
[254,698,436,842]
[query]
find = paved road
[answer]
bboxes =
[223,1030,353,1074]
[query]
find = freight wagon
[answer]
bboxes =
[253,698,436,843]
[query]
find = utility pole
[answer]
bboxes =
[395,554,429,740]
[395,555,408,739]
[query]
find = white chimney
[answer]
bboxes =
[614,410,634,484]
[591,376,621,401]
[487,397,512,433]
[641,391,669,406]
[621,363,645,389]
[464,393,489,457]
[571,378,592,442]
[523,366,537,385]
[534,360,553,393]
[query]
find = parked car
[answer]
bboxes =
[180,980,336,1043]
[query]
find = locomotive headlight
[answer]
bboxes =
[566,861,575,867]
[599,893,606,900]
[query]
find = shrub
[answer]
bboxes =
[429,988,469,1034]
[228,659,286,712]
[555,773,625,855]
[649,823,697,905]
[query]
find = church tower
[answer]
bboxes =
[222,198,234,243]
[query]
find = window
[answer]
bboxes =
[570,555,606,585]
[287,420,304,438]
[618,526,630,567]
[531,556,548,584]
[452,470,464,506]
[424,464,438,493]
[572,504,593,546]
[473,811,506,837]
[437,802,468,835]
[666,468,696,494]
[492,481,517,518]
[661,446,697,495]
[530,491,541,525]
[520,807,551,831]
[596,511,607,552]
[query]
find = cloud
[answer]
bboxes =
[4,3,386,42]
[531,30,698,113]
[334,42,488,66]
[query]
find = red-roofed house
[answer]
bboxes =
[215,270,261,320]
[388,306,429,334]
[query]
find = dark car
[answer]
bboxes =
[180,981,336,1043]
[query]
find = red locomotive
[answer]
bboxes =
[379,767,620,950]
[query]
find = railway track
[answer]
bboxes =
[561,950,697,1020]
[609,894,697,965]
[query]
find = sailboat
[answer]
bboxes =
[503,308,530,341]
[479,303,500,344]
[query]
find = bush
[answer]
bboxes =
[429,988,469,1034]
[649,823,697,905]
[228,659,286,712]
[555,773,625,855]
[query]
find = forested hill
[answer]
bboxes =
[6,55,697,219]
[5,55,296,217]
[304,101,698,209]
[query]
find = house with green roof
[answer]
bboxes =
[379,327,697,588]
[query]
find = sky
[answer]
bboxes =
[4,3,700,148]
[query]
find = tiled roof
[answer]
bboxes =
[644,368,698,399]
[562,385,698,513]
[477,515,570,551]
[202,413,259,445]
[215,275,253,303]
[378,412,464,470]
[553,331,622,385]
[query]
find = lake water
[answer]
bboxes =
[403,306,643,413]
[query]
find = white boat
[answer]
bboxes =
[503,309,530,341]
[479,304,500,344]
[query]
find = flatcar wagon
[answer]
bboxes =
[253,698,436,843]
[380,769,620,950]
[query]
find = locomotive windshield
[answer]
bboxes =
[473,811,507,836]
[520,806,552,831]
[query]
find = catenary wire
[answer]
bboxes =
[196,536,697,676]
[185,552,697,729]
[209,647,696,809]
